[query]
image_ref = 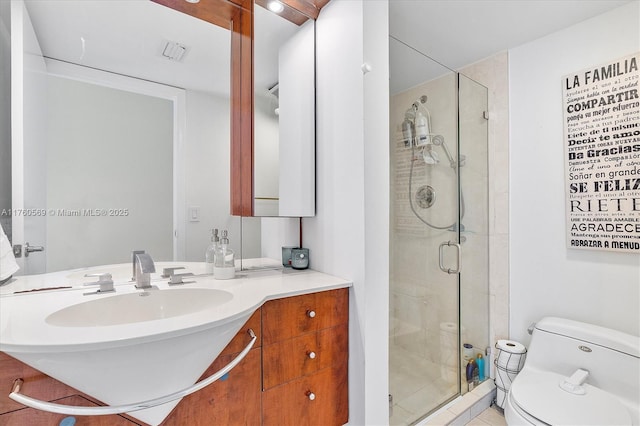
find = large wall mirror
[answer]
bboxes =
[1,0,326,280]
[3,0,257,277]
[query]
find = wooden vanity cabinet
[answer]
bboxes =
[160,310,263,426]
[0,352,141,425]
[0,289,349,426]
[261,288,349,426]
[162,288,349,425]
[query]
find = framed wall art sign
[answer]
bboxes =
[563,52,639,253]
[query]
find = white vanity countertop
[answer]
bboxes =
[0,259,283,295]
[0,262,352,352]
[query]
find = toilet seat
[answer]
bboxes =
[505,391,549,425]
[508,369,632,426]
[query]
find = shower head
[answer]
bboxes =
[413,95,428,108]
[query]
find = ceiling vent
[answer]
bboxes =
[161,40,188,62]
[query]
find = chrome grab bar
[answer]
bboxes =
[9,329,257,416]
[438,241,461,274]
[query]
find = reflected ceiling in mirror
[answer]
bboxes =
[25,0,231,95]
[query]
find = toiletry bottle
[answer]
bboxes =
[214,230,235,279]
[466,359,476,391]
[463,343,474,364]
[205,228,219,275]
[476,353,485,382]
[472,361,480,387]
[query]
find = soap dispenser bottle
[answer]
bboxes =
[205,228,219,275]
[214,230,235,279]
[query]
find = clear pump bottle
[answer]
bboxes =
[205,228,219,275]
[214,230,235,279]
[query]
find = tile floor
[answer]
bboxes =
[468,407,507,426]
[389,340,458,425]
[418,380,499,426]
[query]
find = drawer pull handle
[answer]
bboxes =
[307,310,316,318]
[307,351,316,359]
[306,391,316,401]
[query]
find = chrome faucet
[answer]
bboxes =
[133,251,156,289]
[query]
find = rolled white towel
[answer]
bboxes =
[0,226,19,282]
[0,225,12,258]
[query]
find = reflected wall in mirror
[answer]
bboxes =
[4,0,259,276]
[253,1,315,217]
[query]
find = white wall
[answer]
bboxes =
[0,2,11,229]
[46,76,174,270]
[509,1,640,344]
[183,90,248,261]
[306,0,389,424]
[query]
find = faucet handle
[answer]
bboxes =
[85,272,113,280]
[83,273,114,293]
[162,267,185,278]
[168,272,194,285]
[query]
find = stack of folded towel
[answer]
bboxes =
[1,225,19,284]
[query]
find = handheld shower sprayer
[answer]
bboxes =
[401,94,467,232]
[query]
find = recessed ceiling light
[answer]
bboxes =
[267,1,284,13]
[185,0,200,3]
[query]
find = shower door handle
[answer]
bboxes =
[438,241,461,274]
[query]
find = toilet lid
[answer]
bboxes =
[510,369,632,426]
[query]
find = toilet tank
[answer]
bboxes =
[526,317,639,420]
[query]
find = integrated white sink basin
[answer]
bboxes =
[46,288,233,327]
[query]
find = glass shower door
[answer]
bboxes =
[389,37,489,425]
[389,37,462,424]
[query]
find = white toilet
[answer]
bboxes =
[505,317,639,425]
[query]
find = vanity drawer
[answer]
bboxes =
[263,323,348,390]
[262,288,348,345]
[262,362,348,426]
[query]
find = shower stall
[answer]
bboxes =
[389,36,490,424]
